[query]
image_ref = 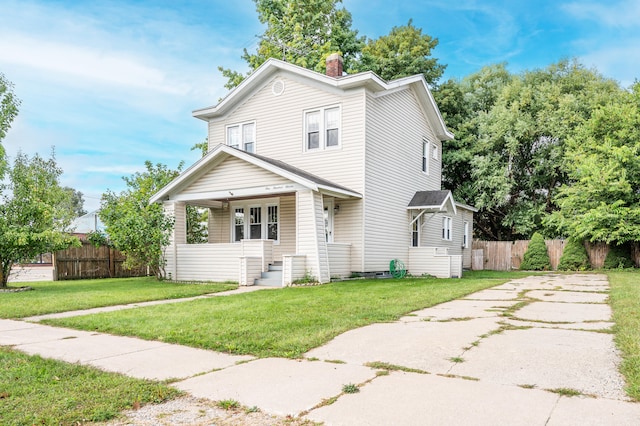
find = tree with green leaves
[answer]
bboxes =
[62,186,87,217]
[436,60,622,240]
[557,238,590,271]
[352,20,445,85]
[547,82,640,249]
[219,0,364,89]
[0,151,79,287]
[100,161,183,279]
[0,73,21,176]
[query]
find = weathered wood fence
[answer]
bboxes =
[472,240,639,271]
[54,242,148,280]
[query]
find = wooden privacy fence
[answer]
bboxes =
[54,242,148,280]
[471,240,638,271]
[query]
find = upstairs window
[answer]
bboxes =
[305,106,341,151]
[227,122,255,153]
[422,139,429,174]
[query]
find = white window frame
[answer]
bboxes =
[463,221,469,248]
[432,142,439,161]
[230,198,279,243]
[442,216,452,241]
[304,105,341,151]
[226,121,256,153]
[411,213,421,247]
[422,139,430,175]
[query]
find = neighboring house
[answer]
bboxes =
[70,210,106,237]
[151,54,476,285]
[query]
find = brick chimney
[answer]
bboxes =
[326,53,343,78]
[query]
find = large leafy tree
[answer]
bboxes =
[100,161,183,279]
[0,151,79,287]
[0,73,20,176]
[547,83,640,245]
[62,186,87,217]
[352,20,445,85]
[220,0,364,89]
[436,60,621,240]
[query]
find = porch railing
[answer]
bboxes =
[408,247,462,278]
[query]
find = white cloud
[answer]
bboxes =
[580,41,640,88]
[563,0,640,28]
[0,35,188,95]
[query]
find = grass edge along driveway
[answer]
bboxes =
[0,277,237,319]
[45,271,532,359]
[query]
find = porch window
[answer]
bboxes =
[305,105,341,151]
[231,198,279,242]
[234,208,245,242]
[422,139,429,174]
[227,121,255,153]
[249,207,262,239]
[442,216,452,241]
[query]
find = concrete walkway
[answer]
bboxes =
[2,274,640,425]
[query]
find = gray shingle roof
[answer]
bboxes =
[407,190,452,208]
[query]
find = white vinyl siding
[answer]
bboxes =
[304,105,341,151]
[363,87,441,270]
[180,157,290,195]
[227,121,255,153]
[207,75,364,194]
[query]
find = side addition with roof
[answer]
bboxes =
[151,55,475,284]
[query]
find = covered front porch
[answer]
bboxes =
[151,145,361,286]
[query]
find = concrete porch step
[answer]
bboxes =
[254,263,283,286]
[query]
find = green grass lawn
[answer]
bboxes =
[45,271,531,358]
[0,347,181,425]
[607,270,640,401]
[0,277,237,319]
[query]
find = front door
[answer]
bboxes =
[324,199,334,243]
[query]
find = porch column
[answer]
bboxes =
[296,190,330,283]
[163,201,186,280]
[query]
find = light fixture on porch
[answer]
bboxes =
[334,204,340,214]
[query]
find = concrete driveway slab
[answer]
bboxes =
[0,320,93,345]
[502,318,614,332]
[174,358,376,417]
[526,290,608,304]
[401,300,514,321]
[305,372,559,426]
[463,288,521,300]
[305,317,501,373]
[515,301,612,323]
[547,396,640,426]
[87,343,254,381]
[449,328,627,400]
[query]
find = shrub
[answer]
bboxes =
[603,244,634,269]
[520,232,551,271]
[557,239,590,271]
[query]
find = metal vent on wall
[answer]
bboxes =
[272,79,285,96]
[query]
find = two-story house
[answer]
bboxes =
[150,54,476,285]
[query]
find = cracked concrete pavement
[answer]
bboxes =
[2,273,640,425]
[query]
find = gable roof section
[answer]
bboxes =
[407,190,457,214]
[149,144,362,204]
[193,58,454,141]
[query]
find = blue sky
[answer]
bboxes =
[1,0,638,211]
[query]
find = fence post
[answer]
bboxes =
[109,248,115,277]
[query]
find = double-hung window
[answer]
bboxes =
[411,214,420,247]
[305,106,341,151]
[422,139,429,174]
[463,221,469,248]
[442,216,452,241]
[227,122,255,153]
[231,199,279,242]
